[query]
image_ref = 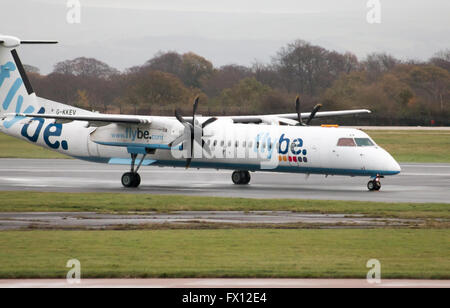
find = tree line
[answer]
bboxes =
[26,40,450,125]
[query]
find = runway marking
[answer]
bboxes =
[401,173,450,176]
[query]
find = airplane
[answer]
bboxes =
[0,35,401,191]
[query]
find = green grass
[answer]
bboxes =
[0,229,447,279]
[0,133,68,159]
[0,191,448,219]
[366,130,450,163]
[1,130,449,162]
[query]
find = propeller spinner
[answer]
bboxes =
[170,97,217,169]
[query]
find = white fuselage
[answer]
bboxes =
[0,114,401,177]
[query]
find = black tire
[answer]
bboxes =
[241,171,251,185]
[374,181,381,191]
[122,172,134,188]
[132,173,141,188]
[367,180,375,191]
[232,171,242,185]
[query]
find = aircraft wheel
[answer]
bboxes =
[367,180,381,191]
[232,171,243,185]
[232,171,251,185]
[241,171,251,185]
[132,173,141,188]
[122,172,140,188]
[374,180,381,191]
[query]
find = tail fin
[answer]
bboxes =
[0,35,92,135]
[0,36,57,120]
[1,38,33,119]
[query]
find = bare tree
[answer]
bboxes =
[53,57,120,79]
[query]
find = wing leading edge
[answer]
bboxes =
[222,109,372,124]
[6,109,370,126]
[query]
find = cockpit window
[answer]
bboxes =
[354,138,375,147]
[337,138,356,147]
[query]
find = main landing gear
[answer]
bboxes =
[232,170,251,185]
[367,175,383,191]
[122,153,145,188]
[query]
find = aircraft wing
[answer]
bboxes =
[224,109,371,124]
[6,113,151,125]
[7,109,370,125]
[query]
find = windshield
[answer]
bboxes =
[354,138,375,147]
[337,138,356,147]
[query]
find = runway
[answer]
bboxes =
[0,278,449,288]
[0,159,449,203]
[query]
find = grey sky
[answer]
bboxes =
[1,0,449,74]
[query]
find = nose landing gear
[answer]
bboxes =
[367,175,383,191]
[232,170,251,185]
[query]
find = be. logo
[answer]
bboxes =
[278,134,308,163]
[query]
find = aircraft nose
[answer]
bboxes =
[386,152,401,174]
[392,159,401,173]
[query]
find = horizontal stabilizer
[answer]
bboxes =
[20,41,58,44]
[0,35,58,48]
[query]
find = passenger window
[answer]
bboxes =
[228,141,232,147]
[220,140,224,147]
[337,138,356,147]
[243,141,247,147]
[355,138,375,147]
[235,141,239,147]
[249,141,253,148]
[213,140,217,147]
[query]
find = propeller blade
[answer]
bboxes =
[201,140,212,157]
[168,134,185,147]
[202,117,218,129]
[295,96,304,126]
[193,96,199,116]
[192,96,200,125]
[186,158,192,169]
[175,109,187,124]
[306,104,323,125]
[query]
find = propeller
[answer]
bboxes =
[295,96,304,126]
[306,104,323,125]
[294,95,323,126]
[170,97,217,169]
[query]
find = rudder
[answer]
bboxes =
[0,38,38,120]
